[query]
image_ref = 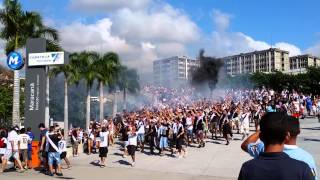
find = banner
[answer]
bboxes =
[28,51,64,66]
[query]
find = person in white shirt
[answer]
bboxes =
[127,125,137,167]
[136,119,145,152]
[18,128,31,169]
[58,131,71,169]
[186,112,193,146]
[99,127,109,167]
[3,127,24,172]
[240,110,250,140]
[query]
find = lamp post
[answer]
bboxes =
[113,87,120,118]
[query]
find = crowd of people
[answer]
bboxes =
[0,86,319,179]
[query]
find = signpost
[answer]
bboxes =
[7,52,24,126]
[25,38,68,140]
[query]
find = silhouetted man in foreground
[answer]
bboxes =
[238,112,314,180]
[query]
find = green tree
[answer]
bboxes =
[72,52,99,129]
[95,52,121,121]
[0,0,59,126]
[117,66,140,111]
[49,56,78,139]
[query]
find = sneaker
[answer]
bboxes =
[18,169,25,173]
[131,162,135,167]
[56,173,63,177]
[49,173,54,176]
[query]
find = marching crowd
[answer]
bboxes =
[0,86,319,179]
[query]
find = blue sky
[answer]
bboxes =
[16,0,320,49]
[1,0,320,74]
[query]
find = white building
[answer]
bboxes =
[153,56,199,87]
[223,48,290,75]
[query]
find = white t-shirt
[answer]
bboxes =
[128,133,137,146]
[19,134,31,150]
[186,117,193,130]
[137,121,145,134]
[7,130,19,150]
[78,131,83,140]
[58,140,67,152]
[99,131,109,147]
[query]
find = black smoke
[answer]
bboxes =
[190,49,224,94]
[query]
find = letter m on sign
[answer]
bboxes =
[9,56,19,65]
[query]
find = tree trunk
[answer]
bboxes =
[123,88,127,111]
[64,78,69,140]
[12,70,20,126]
[86,86,91,130]
[112,92,117,118]
[99,81,104,122]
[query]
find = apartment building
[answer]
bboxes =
[153,56,199,87]
[288,54,320,74]
[223,48,290,75]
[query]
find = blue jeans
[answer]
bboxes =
[137,133,145,143]
[159,137,168,149]
[48,152,61,165]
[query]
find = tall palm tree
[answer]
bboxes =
[0,0,59,126]
[95,52,121,121]
[49,56,78,139]
[72,52,99,129]
[117,66,140,111]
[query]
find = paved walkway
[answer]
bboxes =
[1,118,319,180]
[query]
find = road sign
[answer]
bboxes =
[28,51,64,66]
[7,52,24,70]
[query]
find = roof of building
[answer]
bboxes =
[153,56,197,63]
[221,48,289,59]
[289,54,320,59]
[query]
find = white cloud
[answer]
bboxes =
[60,18,132,53]
[305,42,320,57]
[59,2,197,78]
[206,10,302,58]
[70,0,150,12]
[212,10,231,31]
[111,5,199,44]
[141,42,156,50]
[274,42,301,56]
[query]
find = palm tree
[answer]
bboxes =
[0,0,59,126]
[117,66,140,111]
[72,52,99,129]
[49,56,78,139]
[95,52,121,121]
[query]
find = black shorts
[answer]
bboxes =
[99,147,108,158]
[60,152,67,159]
[176,138,184,149]
[127,145,136,156]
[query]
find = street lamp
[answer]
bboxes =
[113,87,120,118]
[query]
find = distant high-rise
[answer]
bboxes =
[153,56,199,87]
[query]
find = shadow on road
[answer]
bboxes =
[304,138,320,142]
[301,127,320,131]
[114,160,131,166]
[56,176,75,179]
[89,160,100,167]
